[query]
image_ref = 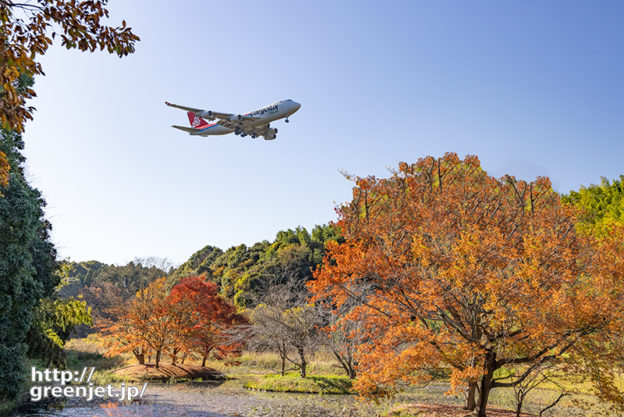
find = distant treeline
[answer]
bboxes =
[167,224,340,305]
[60,224,340,335]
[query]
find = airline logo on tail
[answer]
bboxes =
[187,112,210,129]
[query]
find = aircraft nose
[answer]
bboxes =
[293,101,301,111]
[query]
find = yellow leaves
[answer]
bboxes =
[0,151,9,193]
[449,366,484,394]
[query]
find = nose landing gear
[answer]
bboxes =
[285,118,290,123]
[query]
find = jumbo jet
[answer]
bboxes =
[165,99,301,140]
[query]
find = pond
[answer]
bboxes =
[11,379,596,417]
[13,380,392,417]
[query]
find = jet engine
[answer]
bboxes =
[230,114,243,122]
[264,127,278,140]
[198,110,215,120]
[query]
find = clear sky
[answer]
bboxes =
[22,0,624,265]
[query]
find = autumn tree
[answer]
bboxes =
[0,0,139,130]
[103,277,173,368]
[0,0,139,188]
[168,276,247,367]
[103,276,246,369]
[310,153,624,416]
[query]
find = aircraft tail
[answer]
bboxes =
[187,112,210,129]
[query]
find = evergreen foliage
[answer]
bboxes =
[26,298,92,368]
[168,225,340,307]
[0,128,57,403]
[563,176,624,235]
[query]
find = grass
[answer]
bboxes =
[384,403,532,417]
[58,337,623,416]
[244,372,353,394]
[63,335,134,385]
[211,351,342,375]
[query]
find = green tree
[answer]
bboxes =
[168,225,340,307]
[26,297,92,368]
[0,127,57,404]
[56,260,166,336]
[564,176,624,235]
[165,245,223,289]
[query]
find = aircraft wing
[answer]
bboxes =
[165,102,205,114]
[165,101,259,122]
[216,116,261,130]
[248,123,270,136]
[237,123,276,139]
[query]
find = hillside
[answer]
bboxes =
[57,224,339,337]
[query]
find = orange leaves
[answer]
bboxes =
[0,1,139,133]
[101,276,247,367]
[309,153,624,411]
[0,151,9,192]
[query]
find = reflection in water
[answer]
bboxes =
[13,392,372,417]
[11,381,454,417]
[10,378,601,417]
[13,400,231,417]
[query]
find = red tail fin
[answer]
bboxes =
[187,112,210,129]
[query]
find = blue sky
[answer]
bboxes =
[22,1,624,265]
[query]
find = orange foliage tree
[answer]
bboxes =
[102,277,172,367]
[309,153,624,416]
[103,276,246,368]
[0,0,139,190]
[168,276,248,367]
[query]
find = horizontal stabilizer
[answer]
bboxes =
[172,125,197,134]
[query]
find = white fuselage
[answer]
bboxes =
[193,99,301,136]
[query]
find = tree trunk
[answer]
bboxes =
[171,347,178,365]
[346,355,356,379]
[297,345,307,378]
[466,381,477,411]
[155,349,161,369]
[281,355,286,376]
[476,353,497,417]
[181,353,187,364]
[333,349,357,379]
[516,397,524,417]
[133,348,145,365]
[279,342,287,376]
[201,355,207,367]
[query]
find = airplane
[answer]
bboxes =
[165,99,301,140]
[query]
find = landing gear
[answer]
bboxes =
[234,128,242,135]
[285,118,290,123]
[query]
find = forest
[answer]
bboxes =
[1,2,624,416]
[3,138,624,417]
